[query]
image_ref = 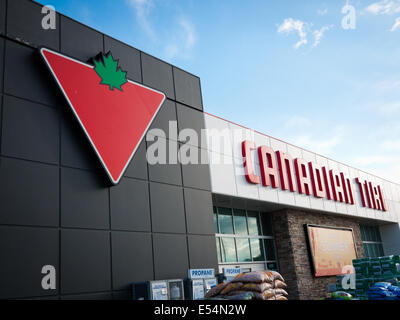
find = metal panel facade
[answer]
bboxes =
[0,0,217,299]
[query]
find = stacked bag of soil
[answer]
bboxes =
[205,270,288,300]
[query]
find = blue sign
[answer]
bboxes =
[188,268,215,279]
[223,267,241,277]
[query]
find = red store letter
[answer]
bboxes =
[368,182,377,210]
[340,172,355,205]
[294,158,312,195]
[276,151,297,192]
[355,178,366,207]
[322,167,333,200]
[364,180,373,209]
[330,170,345,202]
[242,140,260,184]
[258,146,279,188]
[308,162,326,198]
[378,186,387,211]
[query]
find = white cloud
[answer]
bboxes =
[126,0,155,39]
[317,8,328,16]
[291,131,344,156]
[277,18,308,49]
[312,25,333,47]
[364,1,400,33]
[125,1,196,62]
[164,45,179,60]
[164,17,196,60]
[180,18,196,48]
[353,155,397,166]
[365,0,400,15]
[390,17,400,30]
[352,155,400,183]
[277,18,332,49]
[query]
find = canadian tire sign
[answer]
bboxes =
[40,48,166,184]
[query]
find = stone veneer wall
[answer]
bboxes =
[272,209,365,300]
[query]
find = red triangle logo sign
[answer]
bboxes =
[40,48,165,184]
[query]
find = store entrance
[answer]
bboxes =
[212,195,282,274]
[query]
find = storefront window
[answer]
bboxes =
[216,237,221,263]
[214,207,278,270]
[250,238,265,261]
[236,238,251,262]
[264,239,276,261]
[261,214,273,236]
[373,227,382,242]
[213,207,219,233]
[233,209,248,235]
[221,237,237,262]
[360,225,384,258]
[247,211,262,235]
[218,207,234,234]
[363,242,384,258]
[360,225,366,240]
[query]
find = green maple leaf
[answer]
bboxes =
[94,53,127,91]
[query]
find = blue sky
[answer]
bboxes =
[38,0,400,183]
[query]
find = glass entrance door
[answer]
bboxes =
[214,207,279,272]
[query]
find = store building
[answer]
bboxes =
[0,0,399,300]
[205,113,400,299]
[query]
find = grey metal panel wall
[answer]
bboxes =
[0,0,217,300]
